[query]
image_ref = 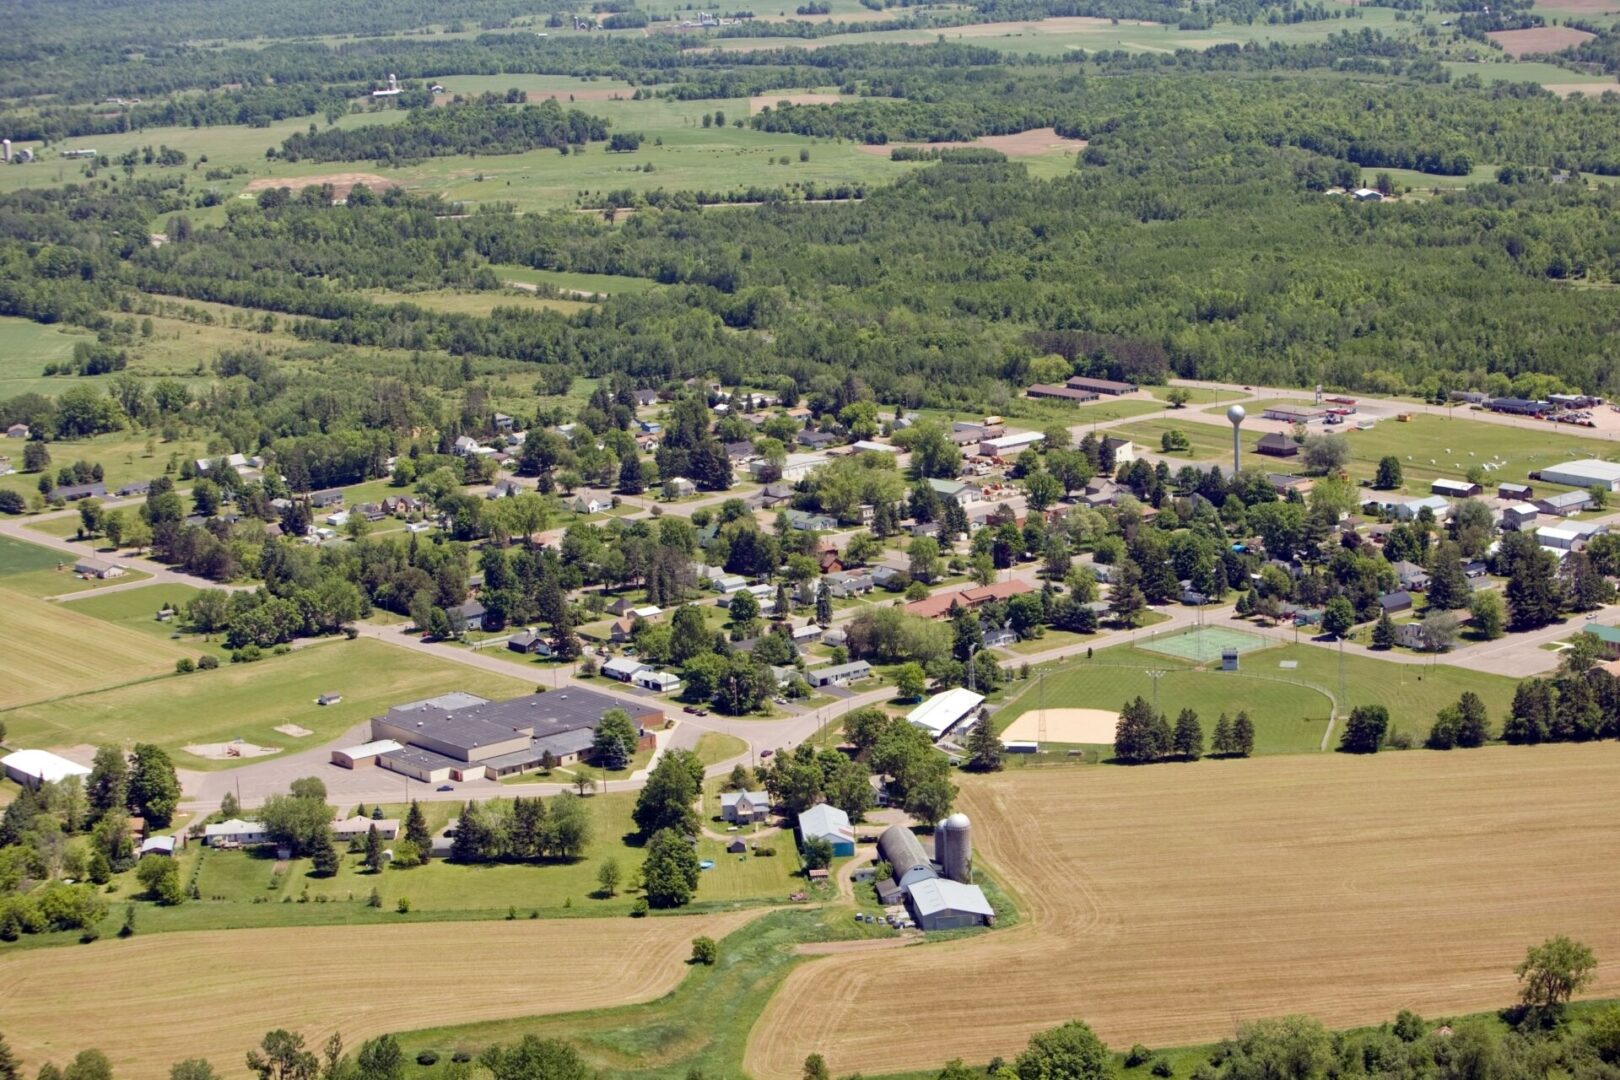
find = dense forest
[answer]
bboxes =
[274,99,612,163]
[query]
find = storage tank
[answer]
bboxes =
[937,812,972,883]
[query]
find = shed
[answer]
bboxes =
[798,804,855,857]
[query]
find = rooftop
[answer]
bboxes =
[906,687,986,738]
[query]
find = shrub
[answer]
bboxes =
[1126,1045,1154,1068]
[231,644,263,663]
[174,657,195,674]
[631,897,649,917]
[396,897,411,914]
[1151,1058,1174,1078]
[691,936,718,965]
[415,1051,439,1067]
[451,1052,472,1064]
[197,654,218,670]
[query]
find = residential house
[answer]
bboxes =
[452,599,487,632]
[1390,560,1430,591]
[756,482,794,509]
[1266,474,1313,497]
[796,429,840,451]
[6,423,29,439]
[334,817,400,842]
[600,657,646,683]
[74,557,126,579]
[570,489,613,515]
[665,476,698,498]
[453,435,482,456]
[487,479,525,499]
[785,509,836,532]
[807,661,871,687]
[776,453,828,483]
[609,619,636,644]
[791,623,823,646]
[309,489,344,509]
[1101,437,1135,467]
[203,819,270,847]
[927,477,978,506]
[870,565,905,590]
[493,413,515,432]
[721,790,771,824]
[723,442,757,465]
[823,570,875,598]
[633,388,659,408]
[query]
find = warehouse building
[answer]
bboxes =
[1538,459,1620,493]
[905,687,985,742]
[353,689,661,783]
[1,749,91,789]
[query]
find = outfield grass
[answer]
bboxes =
[1002,635,1523,753]
[0,638,534,764]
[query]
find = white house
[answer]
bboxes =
[203,819,270,847]
[570,489,613,515]
[721,790,771,824]
[602,657,649,682]
[73,557,127,580]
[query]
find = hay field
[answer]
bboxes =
[1486,26,1595,54]
[0,913,759,1078]
[745,744,1620,1078]
[0,586,192,709]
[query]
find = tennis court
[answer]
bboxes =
[1137,627,1271,662]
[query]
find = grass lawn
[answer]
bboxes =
[1110,418,1235,460]
[62,582,228,652]
[0,533,64,576]
[999,628,1099,656]
[0,563,153,599]
[695,731,749,766]
[0,637,533,765]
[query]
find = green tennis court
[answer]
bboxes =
[1137,627,1271,661]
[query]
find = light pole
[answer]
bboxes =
[1145,669,1166,713]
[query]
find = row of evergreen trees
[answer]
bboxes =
[1113,698,1255,764]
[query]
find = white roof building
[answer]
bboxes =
[906,877,995,926]
[1539,459,1620,492]
[203,819,270,846]
[905,687,986,740]
[979,430,1044,457]
[797,804,855,848]
[1,749,92,788]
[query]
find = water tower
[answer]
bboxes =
[936,813,973,883]
[1227,404,1247,474]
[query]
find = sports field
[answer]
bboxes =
[745,743,1620,1078]
[0,912,759,1079]
[1137,626,1269,661]
[0,638,533,763]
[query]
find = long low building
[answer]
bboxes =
[347,688,663,783]
[905,687,986,741]
[1,749,91,789]
[1538,459,1620,492]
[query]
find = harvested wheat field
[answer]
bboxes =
[0,586,190,709]
[855,128,1086,157]
[0,913,758,1078]
[746,744,1620,1079]
[1487,26,1595,54]
[1001,708,1119,744]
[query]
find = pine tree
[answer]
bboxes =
[815,580,832,627]
[1172,708,1203,761]
[309,828,340,877]
[363,824,384,872]
[774,581,791,619]
[1150,708,1174,759]
[1371,610,1397,649]
[1454,691,1491,748]
[965,710,1004,772]
[404,800,431,861]
[1211,713,1232,756]
[1231,711,1255,757]
[1113,697,1161,764]
[451,801,487,863]
[1426,541,1470,612]
[0,1030,20,1080]
[551,606,581,661]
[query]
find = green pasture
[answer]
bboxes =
[0,638,534,766]
[0,429,208,505]
[494,265,664,296]
[366,288,594,317]
[0,533,62,577]
[1442,59,1615,87]
[0,317,99,399]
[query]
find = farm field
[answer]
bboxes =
[493,264,663,297]
[0,317,99,399]
[1486,26,1595,55]
[366,288,594,316]
[0,637,533,765]
[0,911,761,1080]
[1442,59,1616,91]
[745,743,1620,1078]
[0,586,193,710]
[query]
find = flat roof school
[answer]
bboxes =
[332,689,662,783]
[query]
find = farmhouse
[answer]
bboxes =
[721,790,771,824]
[906,687,985,742]
[73,557,126,579]
[1255,433,1300,458]
[361,689,661,781]
[1065,375,1139,396]
[2,749,92,789]
[204,819,270,847]
[797,804,856,857]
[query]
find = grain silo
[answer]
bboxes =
[936,812,972,883]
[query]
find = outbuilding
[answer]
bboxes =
[797,804,855,857]
[1,749,92,788]
[905,687,985,741]
[1538,459,1620,492]
[905,877,995,931]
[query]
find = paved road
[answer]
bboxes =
[0,502,255,594]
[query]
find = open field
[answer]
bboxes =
[493,264,662,297]
[65,583,209,643]
[746,744,1620,1079]
[0,317,99,399]
[750,91,844,114]
[0,912,760,1080]
[1487,26,1595,55]
[0,638,533,764]
[367,288,594,316]
[0,428,211,504]
[1442,59,1616,90]
[853,127,1085,158]
[0,586,193,710]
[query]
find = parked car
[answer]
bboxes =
[436,784,455,792]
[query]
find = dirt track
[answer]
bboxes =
[745,745,1620,1078]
